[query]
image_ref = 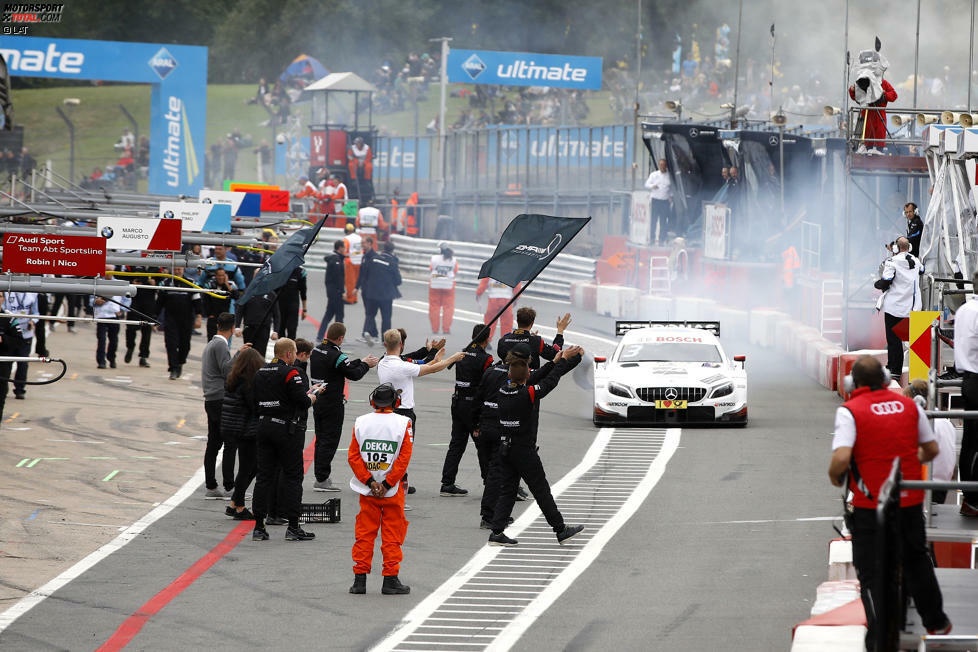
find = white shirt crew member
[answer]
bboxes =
[644,169,673,201]
[5,292,38,340]
[377,354,421,409]
[878,251,924,318]
[344,232,363,265]
[954,295,978,373]
[358,206,381,235]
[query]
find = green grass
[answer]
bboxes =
[11,82,622,190]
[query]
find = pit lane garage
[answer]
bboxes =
[592,321,748,427]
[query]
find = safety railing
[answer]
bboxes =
[304,232,596,299]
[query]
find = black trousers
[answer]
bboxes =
[243,324,270,359]
[279,300,300,340]
[34,293,48,356]
[12,339,30,397]
[231,436,257,506]
[362,297,379,337]
[95,322,119,366]
[252,417,304,522]
[318,291,344,340]
[0,360,11,425]
[961,373,978,505]
[850,506,948,649]
[204,399,236,491]
[206,316,219,341]
[50,293,80,326]
[478,433,501,519]
[163,319,192,371]
[394,407,416,485]
[441,398,477,486]
[313,402,345,482]
[883,312,904,379]
[490,443,563,533]
[651,197,674,240]
[125,323,152,359]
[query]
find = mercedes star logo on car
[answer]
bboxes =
[664,387,679,401]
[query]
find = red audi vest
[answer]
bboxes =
[843,386,924,509]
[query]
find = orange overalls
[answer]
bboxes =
[344,232,363,303]
[476,278,518,341]
[429,254,458,334]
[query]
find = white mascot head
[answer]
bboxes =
[851,37,888,105]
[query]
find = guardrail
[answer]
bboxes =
[304,232,596,299]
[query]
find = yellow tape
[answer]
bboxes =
[104,271,227,300]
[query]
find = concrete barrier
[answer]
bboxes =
[749,309,789,347]
[715,306,750,343]
[595,285,641,319]
[571,281,598,312]
[674,296,717,320]
[639,294,673,320]
[836,350,888,399]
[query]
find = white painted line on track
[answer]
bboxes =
[371,427,681,652]
[401,278,573,305]
[0,464,207,633]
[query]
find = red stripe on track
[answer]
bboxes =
[97,440,317,651]
[303,312,321,330]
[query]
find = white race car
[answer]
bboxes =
[592,321,748,427]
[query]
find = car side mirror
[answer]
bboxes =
[594,356,607,365]
[733,354,746,369]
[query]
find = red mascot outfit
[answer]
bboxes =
[476,278,520,342]
[429,246,458,334]
[348,387,413,580]
[848,40,896,154]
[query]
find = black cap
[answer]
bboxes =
[371,383,398,407]
[509,343,531,360]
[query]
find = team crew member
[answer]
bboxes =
[91,292,128,369]
[343,224,363,304]
[644,157,674,241]
[827,356,951,647]
[356,236,377,344]
[310,322,379,492]
[235,289,280,359]
[356,199,387,238]
[201,313,245,498]
[487,346,585,547]
[251,338,319,542]
[202,268,239,341]
[157,267,202,380]
[905,202,924,256]
[348,383,413,596]
[953,272,978,516]
[331,174,348,215]
[359,241,402,341]
[221,346,265,519]
[498,308,569,369]
[123,265,157,367]
[874,236,924,381]
[378,329,463,499]
[204,246,246,290]
[440,324,493,497]
[318,240,347,340]
[476,278,517,344]
[5,291,36,400]
[428,243,458,335]
[0,293,25,423]
[277,266,308,340]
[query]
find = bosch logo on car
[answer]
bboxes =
[870,401,906,416]
[656,336,703,343]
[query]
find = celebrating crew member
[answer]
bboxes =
[475,277,518,346]
[429,242,458,335]
[440,324,493,497]
[343,224,363,304]
[318,240,347,340]
[310,322,379,493]
[251,338,319,542]
[497,308,569,369]
[157,267,202,380]
[348,383,413,596]
[874,237,923,383]
[827,356,951,646]
[487,346,585,547]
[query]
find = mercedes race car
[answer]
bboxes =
[592,321,748,427]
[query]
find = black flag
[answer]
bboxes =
[238,222,323,307]
[478,214,590,288]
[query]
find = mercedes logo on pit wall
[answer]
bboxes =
[664,387,679,401]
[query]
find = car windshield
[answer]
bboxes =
[616,342,723,363]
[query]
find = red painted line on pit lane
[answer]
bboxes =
[96,440,317,651]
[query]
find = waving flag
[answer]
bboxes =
[478,214,590,288]
[238,222,323,307]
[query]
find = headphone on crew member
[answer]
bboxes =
[906,202,919,218]
[369,383,402,410]
[842,365,892,394]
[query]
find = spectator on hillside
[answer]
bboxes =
[223,135,238,181]
[19,148,35,179]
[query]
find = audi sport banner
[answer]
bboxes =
[158,201,232,232]
[2,233,106,276]
[96,216,182,251]
[478,214,590,287]
[198,190,262,217]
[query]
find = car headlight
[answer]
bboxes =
[710,383,734,398]
[608,381,633,398]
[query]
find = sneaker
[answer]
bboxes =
[556,524,585,545]
[927,619,953,635]
[14,394,24,400]
[169,369,177,380]
[960,502,978,517]
[97,363,107,370]
[488,531,519,547]
[440,484,468,497]
[404,504,413,511]
[349,573,367,595]
[109,360,117,368]
[265,516,288,526]
[407,485,417,495]
[225,506,235,517]
[515,485,530,502]
[313,478,340,492]
[381,575,411,595]
[232,508,255,520]
[204,488,227,499]
[175,365,183,378]
[480,516,513,529]
[252,528,269,541]
[285,526,315,541]
[139,358,151,368]
[364,334,375,346]
[124,349,134,364]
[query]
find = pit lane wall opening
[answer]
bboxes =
[1,35,206,195]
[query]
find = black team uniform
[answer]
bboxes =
[235,291,280,357]
[157,276,202,378]
[497,329,563,369]
[440,336,493,494]
[277,267,307,340]
[251,356,314,541]
[318,248,346,340]
[123,266,158,366]
[202,277,238,341]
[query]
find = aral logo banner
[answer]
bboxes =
[96,216,182,251]
[159,201,232,232]
[2,233,106,275]
[447,49,602,90]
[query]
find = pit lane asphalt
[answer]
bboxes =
[0,274,842,651]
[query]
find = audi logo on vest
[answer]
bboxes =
[870,400,905,416]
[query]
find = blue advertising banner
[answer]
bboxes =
[375,138,430,181]
[486,126,631,167]
[447,48,602,90]
[0,36,207,196]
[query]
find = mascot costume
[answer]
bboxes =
[848,37,897,154]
